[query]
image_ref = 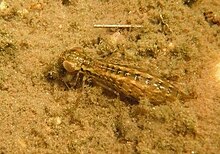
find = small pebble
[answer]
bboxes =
[215,62,220,81]
[0,0,7,10]
[55,117,62,125]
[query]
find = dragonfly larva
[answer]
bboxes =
[59,47,187,104]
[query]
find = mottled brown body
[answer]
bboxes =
[60,47,186,103]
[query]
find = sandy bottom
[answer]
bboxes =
[0,0,220,153]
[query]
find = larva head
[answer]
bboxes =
[63,60,81,73]
[61,47,85,73]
